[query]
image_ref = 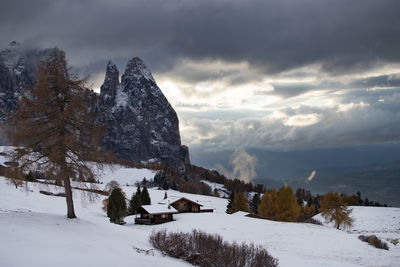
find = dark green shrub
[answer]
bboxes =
[107,188,127,224]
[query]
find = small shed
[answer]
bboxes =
[135,204,178,225]
[160,197,203,213]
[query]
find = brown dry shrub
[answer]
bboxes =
[149,229,278,267]
[102,198,109,213]
[359,235,389,250]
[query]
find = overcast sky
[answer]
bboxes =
[2,0,400,152]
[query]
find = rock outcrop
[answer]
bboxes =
[96,58,190,167]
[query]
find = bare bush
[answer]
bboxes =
[149,229,278,267]
[359,235,389,250]
[105,180,121,193]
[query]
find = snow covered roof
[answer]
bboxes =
[159,196,203,206]
[139,204,178,215]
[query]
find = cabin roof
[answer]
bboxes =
[159,196,203,206]
[139,204,178,215]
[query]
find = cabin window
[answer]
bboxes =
[161,214,167,218]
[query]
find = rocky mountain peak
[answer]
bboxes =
[97,56,189,167]
[123,57,155,83]
[100,60,119,102]
[106,60,119,76]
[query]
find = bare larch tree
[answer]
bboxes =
[5,49,113,218]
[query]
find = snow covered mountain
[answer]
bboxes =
[95,58,190,167]
[0,42,190,168]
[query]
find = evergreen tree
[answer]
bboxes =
[320,192,353,230]
[107,188,127,224]
[128,192,141,215]
[250,193,261,214]
[258,189,278,219]
[164,191,168,200]
[276,186,300,222]
[232,192,249,212]
[226,192,235,214]
[140,186,151,205]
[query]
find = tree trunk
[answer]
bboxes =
[64,176,76,219]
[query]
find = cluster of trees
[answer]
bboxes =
[105,182,151,224]
[228,186,316,222]
[152,164,268,198]
[128,185,151,215]
[295,188,388,212]
[153,167,213,196]
[226,186,355,229]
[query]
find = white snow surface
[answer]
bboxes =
[97,165,157,186]
[201,179,229,197]
[140,204,178,214]
[1,174,399,267]
[114,84,129,108]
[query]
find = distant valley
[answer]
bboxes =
[191,145,400,206]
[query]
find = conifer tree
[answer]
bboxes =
[258,189,278,219]
[128,192,141,215]
[250,193,261,214]
[164,191,168,200]
[107,188,127,224]
[5,49,113,218]
[320,192,353,229]
[140,186,151,205]
[276,186,300,222]
[226,192,235,214]
[232,192,249,212]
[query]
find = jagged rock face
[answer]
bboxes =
[0,42,51,120]
[0,43,189,167]
[97,58,190,167]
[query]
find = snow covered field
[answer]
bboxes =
[0,169,399,267]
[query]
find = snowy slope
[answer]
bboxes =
[98,165,157,186]
[0,175,399,267]
[314,206,400,247]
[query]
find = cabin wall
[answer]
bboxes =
[137,212,173,224]
[172,199,201,212]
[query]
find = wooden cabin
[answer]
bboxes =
[160,197,203,213]
[135,204,178,225]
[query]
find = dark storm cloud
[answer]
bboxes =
[269,74,400,98]
[182,88,400,151]
[1,0,400,76]
[2,0,400,151]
